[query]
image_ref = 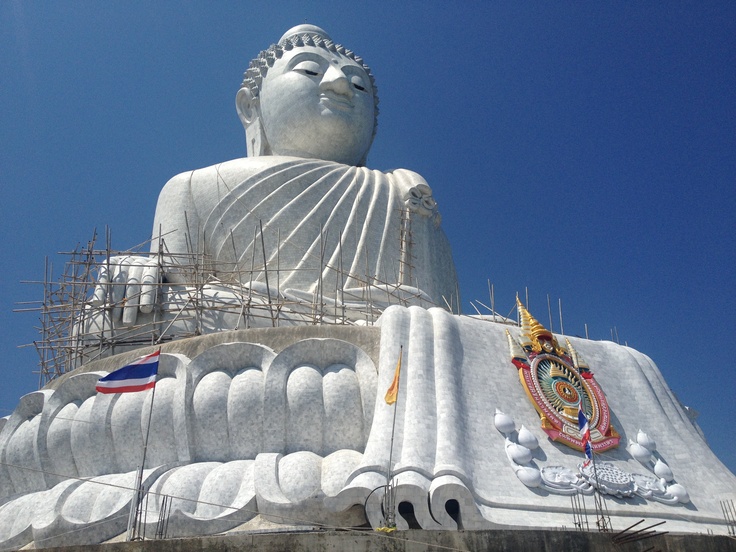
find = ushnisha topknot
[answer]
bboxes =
[240,25,379,136]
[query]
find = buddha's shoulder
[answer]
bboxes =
[161,157,276,189]
[162,156,361,189]
[160,157,431,197]
[383,168,433,197]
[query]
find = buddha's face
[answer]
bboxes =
[258,45,375,165]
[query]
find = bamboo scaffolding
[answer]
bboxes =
[17,225,441,386]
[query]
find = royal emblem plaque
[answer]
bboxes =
[507,299,620,452]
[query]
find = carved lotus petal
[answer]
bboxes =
[666,483,690,503]
[541,465,578,486]
[580,461,635,497]
[637,429,656,451]
[506,439,533,465]
[628,439,652,464]
[494,409,515,434]
[653,458,674,482]
[632,473,665,494]
[515,465,542,488]
[422,197,437,211]
[517,425,539,450]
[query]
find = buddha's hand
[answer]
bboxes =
[90,256,161,326]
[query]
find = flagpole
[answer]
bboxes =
[384,345,402,529]
[589,443,611,532]
[127,349,160,541]
[577,400,611,532]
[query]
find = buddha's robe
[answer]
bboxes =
[153,157,458,313]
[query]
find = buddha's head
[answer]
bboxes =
[237,25,378,166]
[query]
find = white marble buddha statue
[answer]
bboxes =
[90,24,458,333]
[2,26,731,550]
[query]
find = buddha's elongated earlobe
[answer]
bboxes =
[237,87,269,157]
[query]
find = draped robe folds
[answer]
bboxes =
[153,157,458,313]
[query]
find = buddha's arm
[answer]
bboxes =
[90,171,201,326]
[152,158,266,265]
[151,170,200,267]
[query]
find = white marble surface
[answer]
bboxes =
[89,25,458,333]
[1,308,734,548]
[246,26,376,165]
[5,23,731,550]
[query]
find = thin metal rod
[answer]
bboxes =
[140,378,158,477]
[590,446,611,533]
[613,518,645,538]
[127,361,159,541]
[490,281,495,323]
[558,298,564,335]
[258,220,276,327]
[247,225,257,330]
[384,345,403,526]
[276,228,281,327]
[318,224,324,325]
[612,520,666,541]
[614,528,668,545]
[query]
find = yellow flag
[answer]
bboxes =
[384,349,402,405]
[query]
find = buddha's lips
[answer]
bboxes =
[320,91,353,110]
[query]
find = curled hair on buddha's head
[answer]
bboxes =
[239,25,380,137]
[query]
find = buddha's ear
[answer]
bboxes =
[236,87,259,125]
[237,87,269,158]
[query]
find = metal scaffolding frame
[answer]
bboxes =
[17,215,440,387]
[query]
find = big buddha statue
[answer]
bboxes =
[89,24,458,334]
[0,24,733,551]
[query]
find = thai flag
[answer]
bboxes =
[96,350,160,394]
[577,402,593,467]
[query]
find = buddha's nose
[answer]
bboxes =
[320,64,353,98]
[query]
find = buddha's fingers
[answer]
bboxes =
[91,263,110,306]
[139,260,160,314]
[122,260,146,326]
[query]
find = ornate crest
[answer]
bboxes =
[507,299,620,453]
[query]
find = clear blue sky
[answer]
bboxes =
[1,2,734,474]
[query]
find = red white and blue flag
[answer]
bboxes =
[96,350,160,394]
[577,402,593,467]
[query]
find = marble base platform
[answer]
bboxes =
[0,306,734,549]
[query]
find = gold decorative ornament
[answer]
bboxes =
[507,300,620,453]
